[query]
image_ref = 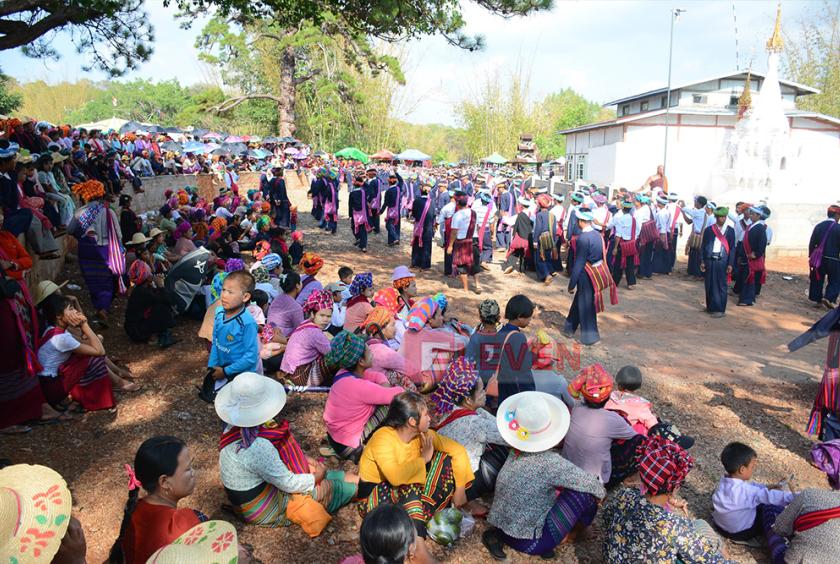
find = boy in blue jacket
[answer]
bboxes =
[202,270,259,400]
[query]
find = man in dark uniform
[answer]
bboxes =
[364,167,382,234]
[383,171,403,246]
[809,205,840,308]
[701,207,736,318]
[349,174,370,252]
[564,206,607,346]
[411,179,436,270]
[267,165,290,227]
[737,205,770,307]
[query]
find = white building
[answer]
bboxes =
[560,71,840,256]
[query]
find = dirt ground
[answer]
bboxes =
[5,186,832,563]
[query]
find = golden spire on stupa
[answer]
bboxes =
[766,3,784,53]
[738,70,752,120]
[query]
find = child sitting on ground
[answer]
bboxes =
[712,442,795,561]
[605,366,660,434]
[289,231,304,265]
[200,270,260,402]
[337,266,354,302]
[604,365,695,449]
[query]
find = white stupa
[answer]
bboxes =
[722,4,792,204]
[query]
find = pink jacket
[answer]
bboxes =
[324,376,404,447]
[605,391,658,435]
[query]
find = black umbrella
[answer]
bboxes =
[160,141,182,152]
[221,142,248,154]
[163,126,181,134]
[165,248,214,314]
[119,121,144,134]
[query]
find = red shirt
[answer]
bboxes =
[122,499,202,564]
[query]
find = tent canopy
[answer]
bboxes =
[481,152,507,165]
[395,148,431,161]
[76,117,129,132]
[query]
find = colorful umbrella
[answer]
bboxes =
[334,147,369,164]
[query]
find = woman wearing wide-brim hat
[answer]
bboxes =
[482,391,606,560]
[215,372,358,536]
[0,463,86,562]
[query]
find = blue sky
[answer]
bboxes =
[0,0,822,126]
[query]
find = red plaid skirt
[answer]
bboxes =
[452,238,474,268]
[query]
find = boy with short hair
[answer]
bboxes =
[202,270,260,402]
[712,441,794,559]
[337,266,354,303]
[324,281,346,336]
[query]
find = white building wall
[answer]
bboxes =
[576,117,840,256]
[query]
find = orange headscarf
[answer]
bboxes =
[299,252,324,276]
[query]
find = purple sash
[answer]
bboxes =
[811,221,837,275]
[413,197,432,246]
[352,190,370,235]
[386,184,401,222]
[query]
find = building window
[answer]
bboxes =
[577,155,586,180]
[620,104,630,116]
[565,156,573,181]
[692,94,707,104]
[640,101,649,112]
[729,95,739,106]
[661,95,667,108]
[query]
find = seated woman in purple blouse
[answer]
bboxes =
[279,289,336,387]
[266,272,304,338]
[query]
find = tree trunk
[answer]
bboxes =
[278,44,296,137]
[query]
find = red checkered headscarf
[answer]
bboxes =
[637,435,695,495]
[568,363,613,403]
[303,289,333,315]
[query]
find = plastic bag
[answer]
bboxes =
[426,507,463,546]
[459,510,475,539]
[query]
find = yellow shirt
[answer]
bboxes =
[359,427,474,488]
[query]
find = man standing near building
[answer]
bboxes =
[808,205,840,309]
[738,205,771,307]
[652,194,672,274]
[701,207,736,318]
[682,196,710,279]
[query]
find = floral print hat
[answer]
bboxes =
[0,464,72,563]
[145,520,238,563]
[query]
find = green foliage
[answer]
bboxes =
[457,69,612,161]
[783,0,840,118]
[0,74,23,115]
[7,78,99,123]
[0,0,154,77]
[171,0,552,51]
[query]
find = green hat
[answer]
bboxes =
[713,207,729,217]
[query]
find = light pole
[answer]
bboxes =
[663,7,686,174]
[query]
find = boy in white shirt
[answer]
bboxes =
[712,441,794,557]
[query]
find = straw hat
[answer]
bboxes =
[0,464,72,563]
[148,228,164,238]
[496,391,570,453]
[128,232,151,246]
[145,520,238,564]
[34,279,67,305]
[214,372,287,428]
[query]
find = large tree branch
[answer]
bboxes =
[0,7,82,50]
[293,68,320,85]
[0,0,46,18]
[210,94,284,113]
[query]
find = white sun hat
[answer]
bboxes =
[214,372,287,428]
[496,391,570,453]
